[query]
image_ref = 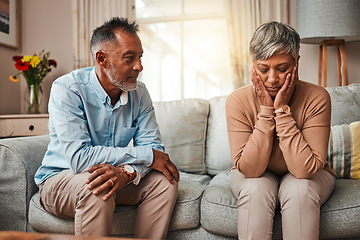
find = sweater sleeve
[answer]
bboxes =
[226,91,275,178]
[275,87,331,179]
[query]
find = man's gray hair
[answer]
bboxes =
[249,21,300,60]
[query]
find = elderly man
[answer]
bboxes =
[34,17,179,239]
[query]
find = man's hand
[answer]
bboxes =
[150,149,180,184]
[86,163,128,201]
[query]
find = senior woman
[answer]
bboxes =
[226,21,336,240]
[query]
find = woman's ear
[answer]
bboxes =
[296,55,300,66]
[95,51,106,67]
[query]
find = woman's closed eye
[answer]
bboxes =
[259,68,268,73]
[278,68,288,73]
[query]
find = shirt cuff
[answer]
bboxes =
[131,171,141,185]
[134,146,154,167]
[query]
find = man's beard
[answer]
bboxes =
[107,63,138,91]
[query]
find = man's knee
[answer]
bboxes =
[146,171,178,202]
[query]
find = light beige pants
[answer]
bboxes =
[229,169,335,240]
[40,169,178,239]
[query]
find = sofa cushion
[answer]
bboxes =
[200,171,237,237]
[0,135,49,232]
[326,83,360,126]
[201,171,360,239]
[29,171,211,235]
[205,96,233,175]
[153,99,209,174]
[328,121,360,179]
[169,172,211,231]
[319,179,360,239]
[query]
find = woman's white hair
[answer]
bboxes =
[249,21,300,60]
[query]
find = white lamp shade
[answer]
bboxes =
[296,0,360,43]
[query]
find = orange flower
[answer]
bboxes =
[9,75,19,82]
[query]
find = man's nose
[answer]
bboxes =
[133,59,143,72]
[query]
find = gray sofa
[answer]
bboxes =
[1,83,360,239]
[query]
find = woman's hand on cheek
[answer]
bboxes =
[274,65,298,109]
[252,68,273,107]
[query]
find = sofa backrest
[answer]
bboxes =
[205,96,232,175]
[153,99,209,174]
[153,96,233,176]
[154,83,360,175]
[325,83,360,126]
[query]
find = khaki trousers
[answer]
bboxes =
[40,169,178,239]
[229,169,335,240]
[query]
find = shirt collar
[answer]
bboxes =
[120,91,128,105]
[90,68,108,104]
[90,68,129,106]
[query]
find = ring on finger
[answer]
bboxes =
[108,179,114,187]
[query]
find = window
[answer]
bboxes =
[135,0,233,101]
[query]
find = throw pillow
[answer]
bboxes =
[327,121,360,179]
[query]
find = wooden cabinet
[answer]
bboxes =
[0,114,49,138]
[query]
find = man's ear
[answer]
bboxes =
[95,51,106,67]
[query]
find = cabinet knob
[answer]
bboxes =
[29,125,35,131]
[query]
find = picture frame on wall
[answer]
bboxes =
[0,0,19,48]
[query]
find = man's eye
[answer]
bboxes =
[124,56,134,62]
[278,68,287,73]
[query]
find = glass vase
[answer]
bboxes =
[25,83,42,114]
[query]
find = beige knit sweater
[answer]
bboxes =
[226,80,335,179]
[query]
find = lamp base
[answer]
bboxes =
[318,39,349,87]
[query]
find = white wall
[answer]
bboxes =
[0,0,73,114]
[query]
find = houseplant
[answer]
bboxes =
[10,50,57,114]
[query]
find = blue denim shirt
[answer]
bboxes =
[34,67,164,186]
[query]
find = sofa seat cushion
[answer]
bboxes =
[29,171,211,235]
[200,171,237,237]
[169,172,211,231]
[201,172,360,239]
[319,179,360,239]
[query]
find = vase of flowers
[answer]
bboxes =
[10,50,57,114]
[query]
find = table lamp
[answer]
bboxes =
[296,0,360,87]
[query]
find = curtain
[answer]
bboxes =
[225,0,289,88]
[71,0,135,69]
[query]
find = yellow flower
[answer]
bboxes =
[22,55,32,62]
[9,75,19,82]
[30,56,41,68]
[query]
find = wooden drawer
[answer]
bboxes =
[0,114,49,138]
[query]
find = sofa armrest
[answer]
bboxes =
[0,135,50,231]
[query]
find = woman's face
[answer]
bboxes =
[253,53,297,98]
